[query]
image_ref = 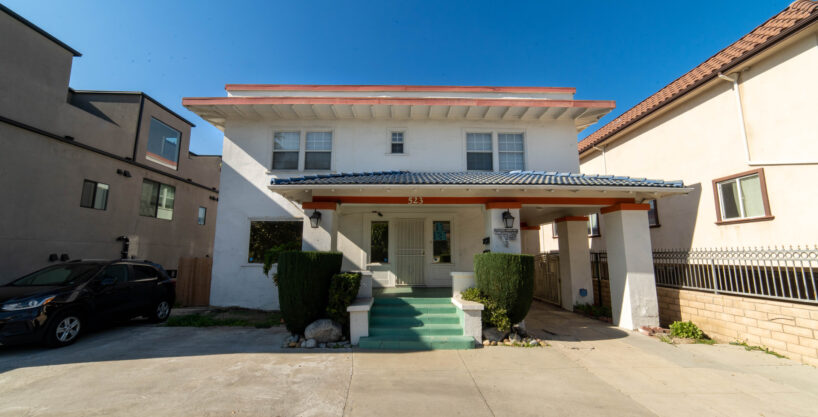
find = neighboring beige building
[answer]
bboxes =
[0,5,220,280]
[542,0,818,252]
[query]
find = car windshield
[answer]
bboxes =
[10,264,101,286]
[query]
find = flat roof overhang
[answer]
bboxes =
[182,96,615,133]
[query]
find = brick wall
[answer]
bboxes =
[657,287,818,367]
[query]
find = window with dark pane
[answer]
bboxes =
[432,221,451,263]
[248,221,302,263]
[370,221,389,263]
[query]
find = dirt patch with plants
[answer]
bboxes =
[167,308,283,328]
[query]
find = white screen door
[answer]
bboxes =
[396,218,425,286]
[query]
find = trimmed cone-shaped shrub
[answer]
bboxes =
[474,253,534,324]
[326,272,362,333]
[277,251,343,334]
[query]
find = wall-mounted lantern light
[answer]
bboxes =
[309,210,322,228]
[502,210,515,229]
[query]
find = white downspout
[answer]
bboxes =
[717,72,818,166]
[592,145,607,174]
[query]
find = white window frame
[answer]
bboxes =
[465,131,495,171]
[463,129,527,172]
[271,130,301,171]
[304,130,333,171]
[497,132,526,171]
[388,130,406,155]
[269,129,335,172]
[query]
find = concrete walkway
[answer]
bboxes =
[1,302,817,416]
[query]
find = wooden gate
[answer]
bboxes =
[534,252,560,305]
[176,257,212,306]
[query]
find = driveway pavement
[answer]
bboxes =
[1,302,817,417]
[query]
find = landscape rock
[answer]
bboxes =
[509,333,522,343]
[288,342,297,348]
[305,339,317,348]
[482,340,491,347]
[482,327,508,342]
[304,319,343,343]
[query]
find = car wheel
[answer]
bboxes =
[149,299,172,323]
[44,312,82,348]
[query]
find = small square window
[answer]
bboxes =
[713,169,771,223]
[139,179,175,220]
[80,180,109,210]
[391,131,404,154]
[198,207,207,225]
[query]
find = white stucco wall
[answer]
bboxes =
[571,28,818,251]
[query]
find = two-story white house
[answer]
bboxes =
[183,84,691,331]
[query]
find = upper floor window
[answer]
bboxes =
[140,179,175,220]
[647,200,660,227]
[305,131,332,170]
[80,179,109,210]
[390,131,404,154]
[146,118,181,170]
[498,133,524,171]
[713,168,772,223]
[466,133,493,171]
[273,131,300,170]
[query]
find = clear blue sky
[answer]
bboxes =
[5,0,792,155]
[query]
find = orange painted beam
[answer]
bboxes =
[302,202,337,210]
[310,196,634,206]
[600,203,650,214]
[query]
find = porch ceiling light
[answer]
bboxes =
[309,210,322,228]
[502,210,515,229]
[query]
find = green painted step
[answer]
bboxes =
[373,297,452,306]
[370,314,460,326]
[358,335,476,350]
[371,304,457,316]
[370,324,463,337]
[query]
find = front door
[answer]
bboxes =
[396,218,424,286]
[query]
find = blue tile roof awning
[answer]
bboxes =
[270,170,685,188]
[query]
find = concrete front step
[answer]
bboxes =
[373,297,453,305]
[370,324,464,337]
[370,314,460,326]
[371,304,457,316]
[358,335,476,350]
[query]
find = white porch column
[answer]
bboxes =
[484,203,521,254]
[520,224,541,255]
[301,202,338,252]
[555,217,594,311]
[601,203,659,330]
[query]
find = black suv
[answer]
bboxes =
[0,260,175,347]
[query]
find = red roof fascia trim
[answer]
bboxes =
[183,96,615,109]
[224,84,577,94]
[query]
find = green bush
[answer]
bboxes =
[326,272,362,332]
[461,288,512,332]
[474,253,534,324]
[276,251,343,334]
[669,321,704,339]
[262,241,302,280]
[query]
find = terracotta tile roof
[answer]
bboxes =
[578,0,818,155]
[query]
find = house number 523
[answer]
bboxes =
[408,196,424,205]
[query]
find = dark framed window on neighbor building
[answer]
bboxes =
[247,221,302,263]
[370,221,389,263]
[80,179,109,210]
[712,168,773,224]
[197,207,207,225]
[146,118,181,170]
[140,179,175,220]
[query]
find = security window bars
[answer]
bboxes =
[272,131,300,170]
[391,131,404,154]
[466,133,493,171]
[498,133,524,171]
[370,221,389,263]
[305,132,332,170]
[146,118,181,170]
[714,169,771,222]
[140,179,175,220]
[432,221,452,263]
[80,180,109,210]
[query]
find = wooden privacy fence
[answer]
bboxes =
[533,252,561,306]
[176,257,212,306]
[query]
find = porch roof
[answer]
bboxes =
[270,170,685,189]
